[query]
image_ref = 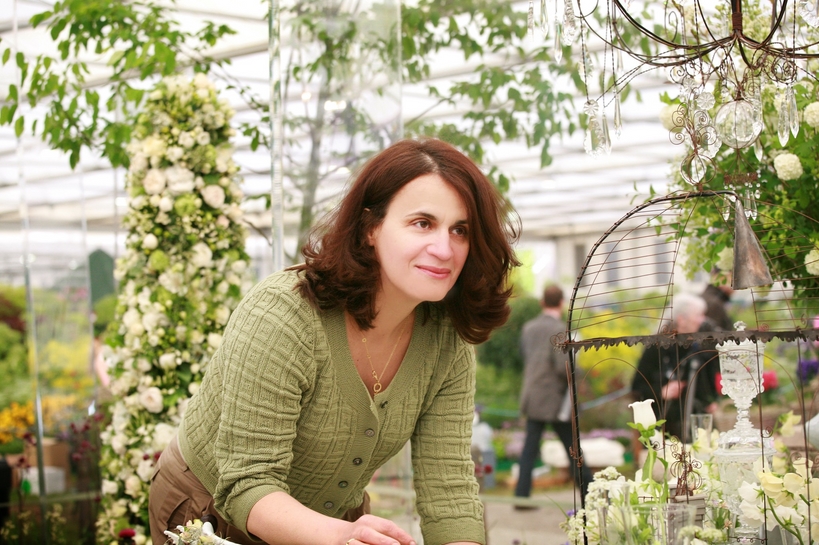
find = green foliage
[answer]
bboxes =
[665,74,819,316]
[476,294,541,373]
[474,363,522,428]
[0,0,236,169]
[92,293,118,338]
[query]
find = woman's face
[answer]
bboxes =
[368,173,469,308]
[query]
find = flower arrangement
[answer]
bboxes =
[561,400,730,545]
[96,73,250,544]
[737,412,819,544]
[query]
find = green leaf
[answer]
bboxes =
[14,115,24,137]
[1,48,9,65]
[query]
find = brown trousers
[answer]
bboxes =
[148,436,370,545]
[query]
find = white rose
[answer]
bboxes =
[215,147,233,173]
[111,433,128,455]
[166,146,184,163]
[226,202,243,221]
[231,260,247,274]
[165,166,196,194]
[142,233,158,250]
[127,322,145,338]
[214,306,231,325]
[190,330,205,345]
[188,382,200,396]
[130,195,147,210]
[136,458,155,481]
[124,474,142,497]
[122,308,141,328]
[143,169,167,195]
[158,196,174,212]
[142,135,167,159]
[141,311,164,333]
[149,89,163,100]
[156,211,171,225]
[193,72,213,90]
[773,152,803,181]
[178,131,195,149]
[137,358,151,372]
[216,215,230,228]
[196,131,211,146]
[149,194,161,207]
[139,387,164,413]
[129,153,148,173]
[804,102,819,128]
[152,423,177,452]
[158,353,177,370]
[101,479,119,495]
[201,185,226,209]
[207,332,223,350]
[190,242,213,268]
[628,399,657,428]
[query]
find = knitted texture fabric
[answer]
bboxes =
[178,269,485,545]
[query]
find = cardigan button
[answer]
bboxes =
[324,501,334,509]
[364,429,375,437]
[338,481,348,488]
[353,457,363,465]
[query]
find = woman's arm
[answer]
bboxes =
[247,491,416,545]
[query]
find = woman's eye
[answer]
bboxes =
[452,226,468,237]
[415,219,430,229]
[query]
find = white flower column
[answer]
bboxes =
[96,73,250,543]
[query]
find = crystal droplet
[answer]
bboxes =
[540,0,549,36]
[601,112,612,154]
[616,49,623,73]
[614,94,622,138]
[553,23,564,62]
[562,0,578,45]
[744,188,758,220]
[583,100,601,155]
[788,86,799,137]
[777,97,791,147]
[753,138,764,162]
[528,0,535,36]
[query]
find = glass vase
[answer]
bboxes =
[713,323,773,542]
[625,503,696,545]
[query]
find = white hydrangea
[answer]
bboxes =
[716,246,734,272]
[804,102,819,128]
[158,353,177,370]
[178,131,195,148]
[773,152,803,181]
[806,248,819,276]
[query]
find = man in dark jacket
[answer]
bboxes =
[514,285,591,507]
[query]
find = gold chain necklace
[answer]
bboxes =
[361,320,409,395]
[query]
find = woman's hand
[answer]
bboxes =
[340,514,416,545]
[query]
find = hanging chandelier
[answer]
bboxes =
[528,0,819,186]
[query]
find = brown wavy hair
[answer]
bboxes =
[294,138,520,344]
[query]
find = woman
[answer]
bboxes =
[149,138,519,545]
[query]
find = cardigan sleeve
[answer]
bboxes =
[410,340,485,545]
[210,279,316,535]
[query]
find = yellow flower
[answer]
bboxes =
[778,411,801,438]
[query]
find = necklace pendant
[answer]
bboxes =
[373,381,382,394]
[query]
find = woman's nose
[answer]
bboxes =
[427,230,454,259]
